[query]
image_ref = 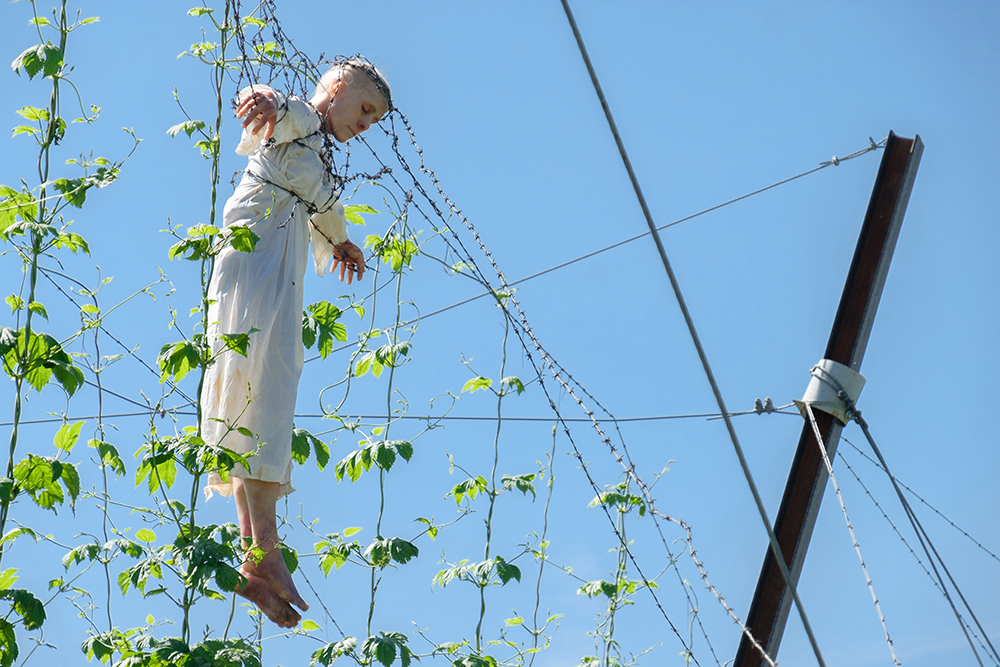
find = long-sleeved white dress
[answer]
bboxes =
[202,85,348,500]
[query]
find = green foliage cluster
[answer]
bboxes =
[0,3,675,667]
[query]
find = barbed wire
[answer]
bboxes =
[842,437,1000,566]
[558,1,826,664]
[349,78,709,663]
[1,401,799,428]
[838,448,1000,666]
[7,4,943,664]
[810,364,998,666]
[848,416,999,666]
[803,403,901,666]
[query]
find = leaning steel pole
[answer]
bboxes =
[735,131,924,667]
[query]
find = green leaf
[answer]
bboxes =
[47,356,85,397]
[194,137,219,158]
[187,7,214,16]
[389,538,418,565]
[334,447,373,483]
[135,529,156,543]
[81,633,115,664]
[494,556,521,585]
[89,439,126,477]
[59,462,80,507]
[0,618,16,667]
[589,487,646,516]
[5,589,45,629]
[10,126,37,139]
[243,16,267,28]
[578,579,618,599]
[4,296,23,313]
[219,328,259,357]
[53,177,89,208]
[11,43,62,79]
[452,656,498,667]
[414,517,438,541]
[451,475,488,505]
[462,376,493,393]
[291,428,329,470]
[53,232,90,255]
[501,473,536,500]
[310,638,357,667]
[157,340,201,382]
[166,119,206,138]
[226,224,259,253]
[168,236,211,261]
[303,301,346,359]
[302,619,320,632]
[373,442,396,471]
[291,428,311,465]
[0,530,35,551]
[12,455,73,510]
[362,632,411,667]
[501,375,525,395]
[0,186,37,240]
[343,204,379,226]
[62,543,100,570]
[27,301,46,318]
[364,536,418,569]
[53,421,84,453]
[0,570,18,591]
[214,564,243,593]
[280,544,299,574]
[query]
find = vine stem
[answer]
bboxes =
[0,0,69,557]
[475,315,509,652]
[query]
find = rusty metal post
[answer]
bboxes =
[735,131,924,667]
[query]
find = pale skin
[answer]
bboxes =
[229,71,389,626]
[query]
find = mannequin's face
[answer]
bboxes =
[323,77,388,143]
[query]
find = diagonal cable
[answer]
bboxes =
[559,2,825,665]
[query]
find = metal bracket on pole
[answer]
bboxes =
[734,131,923,667]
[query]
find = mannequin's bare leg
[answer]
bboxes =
[232,477,309,616]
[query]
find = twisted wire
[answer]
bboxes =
[803,404,901,666]
[843,437,1000,566]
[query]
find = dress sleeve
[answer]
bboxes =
[235,84,321,156]
[309,201,350,277]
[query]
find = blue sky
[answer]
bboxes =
[1,1,997,666]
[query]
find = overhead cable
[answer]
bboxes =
[559,1,826,665]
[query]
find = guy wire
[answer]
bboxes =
[560,1,821,664]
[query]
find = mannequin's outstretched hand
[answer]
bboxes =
[236,88,279,141]
[330,240,365,285]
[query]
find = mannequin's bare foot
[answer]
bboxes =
[236,569,301,628]
[244,548,309,611]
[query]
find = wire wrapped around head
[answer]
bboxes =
[315,54,393,117]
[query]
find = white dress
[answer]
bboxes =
[203,85,349,499]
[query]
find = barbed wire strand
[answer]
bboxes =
[13,6,884,662]
[358,113,705,664]
[838,449,944,594]
[809,366,996,666]
[842,437,1000,566]
[559,1,821,664]
[300,132,882,368]
[851,416,998,665]
[838,449,1000,666]
[0,404,797,428]
[538,347,724,664]
[803,403,901,666]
